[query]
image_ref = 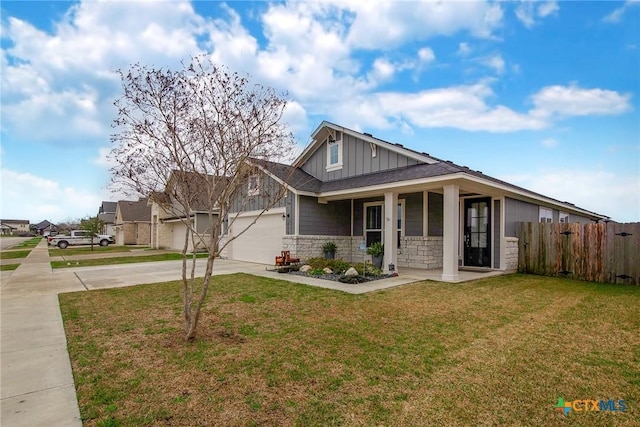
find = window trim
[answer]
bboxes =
[363,202,383,246]
[326,132,343,172]
[539,206,553,223]
[559,212,569,223]
[248,175,260,196]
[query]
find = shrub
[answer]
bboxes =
[327,259,351,274]
[354,262,382,276]
[309,268,326,276]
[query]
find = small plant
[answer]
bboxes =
[322,241,337,253]
[309,268,326,276]
[366,242,384,256]
[322,241,337,259]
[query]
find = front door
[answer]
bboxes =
[464,198,491,267]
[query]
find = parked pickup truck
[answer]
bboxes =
[48,230,115,249]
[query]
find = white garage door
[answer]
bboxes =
[227,209,285,265]
[171,222,188,251]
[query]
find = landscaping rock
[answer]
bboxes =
[344,267,358,276]
[300,265,312,272]
[323,267,333,274]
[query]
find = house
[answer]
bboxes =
[97,201,117,236]
[113,198,151,245]
[0,219,30,235]
[34,220,57,236]
[221,121,608,282]
[149,171,226,251]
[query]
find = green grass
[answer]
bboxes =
[1,263,20,271]
[0,250,31,259]
[48,246,150,257]
[51,252,209,268]
[60,274,640,426]
[14,237,43,248]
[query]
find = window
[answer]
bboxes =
[326,131,343,172]
[363,201,404,248]
[248,175,260,196]
[397,200,405,248]
[539,207,553,223]
[559,212,569,223]
[364,203,383,246]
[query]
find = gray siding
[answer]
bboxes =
[505,197,539,237]
[569,213,597,224]
[299,196,351,236]
[493,199,501,269]
[401,192,423,236]
[301,133,420,181]
[195,213,215,234]
[230,172,287,213]
[427,192,443,236]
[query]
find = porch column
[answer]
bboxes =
[442,184,460,282]
[383,191,398,274]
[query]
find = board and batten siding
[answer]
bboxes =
[298,196,351,236]
[400,192,423,236]
[301,133,420,181]
[230,172,287,213]
[505,197,597,237]
[505,197,539,237]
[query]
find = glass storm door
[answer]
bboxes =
[464,198,491,267]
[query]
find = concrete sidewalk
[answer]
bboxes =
[1,240,431,426]
[1,240,85,426]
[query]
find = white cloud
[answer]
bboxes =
[457,42,472,56]
[2,0,209,146]
[373,83,547,132]
[0,169,107,222]
[604,0,640,23]
[345,0,503,49]
[481,54,505,74]
[531,85,632,118]
[516,1,559,28]
[538,1,560,18]
[503,169,640,223]
[418,47,436,63]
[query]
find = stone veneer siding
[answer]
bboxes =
[397,236,443,269]
[282,235,445,269]
[505,237,519,272]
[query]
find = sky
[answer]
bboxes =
[1,0,639,224]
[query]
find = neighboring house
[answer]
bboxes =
[113,198,151,245]
[0,219,30,235]
[97,201,117,236]
[222,121,608,282]
[34,220,57,236]
[149,171,225,251]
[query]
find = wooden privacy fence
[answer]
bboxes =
[517,222,639,285]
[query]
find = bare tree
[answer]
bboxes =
[109,56,295,342]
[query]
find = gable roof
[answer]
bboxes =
[158,170,228,212]
[260,122,608,220]
[117,198,151,222]
[294,120,440,168]
[99,201,117,214]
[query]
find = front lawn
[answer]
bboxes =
[51,252,208,268]
[0,250,31,259]
[49,245,150,257]
[60,274,639,426]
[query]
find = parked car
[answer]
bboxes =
[48,230,114,249]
